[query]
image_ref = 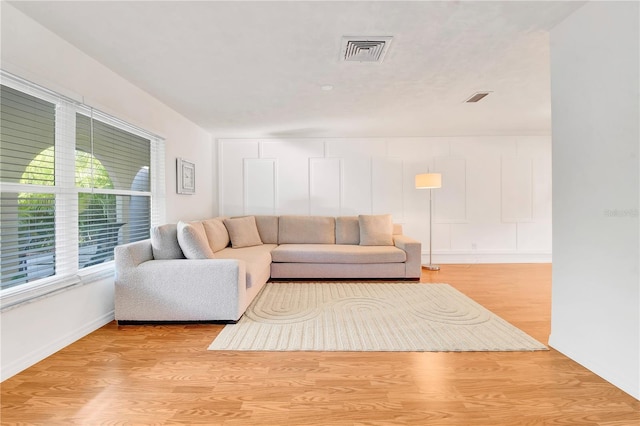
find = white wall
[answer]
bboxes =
[0,3,216,380]
[219,136,552,263]
[550,1,639,399]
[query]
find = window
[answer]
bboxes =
[75,114,152,268]
[0,72,164,305]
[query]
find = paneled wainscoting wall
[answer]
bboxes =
[218,137,551,263]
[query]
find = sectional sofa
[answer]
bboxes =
[114,214,421,323]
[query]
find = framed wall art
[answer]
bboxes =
[177,158,195,194]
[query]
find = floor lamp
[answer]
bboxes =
[415,173,442,271]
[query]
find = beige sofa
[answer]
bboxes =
[114,214,421,323]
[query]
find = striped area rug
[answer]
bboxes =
[208,282,547,352]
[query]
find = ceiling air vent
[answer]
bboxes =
[465,91,492,103]
[340,36,393,63]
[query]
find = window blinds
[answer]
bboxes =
[76,114,150,190]
[0,72,163,298]
[75,114,151,269]
[0,86,57,289]
[0,85,55,184]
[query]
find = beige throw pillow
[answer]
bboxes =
[223,216,263,248]
[177,221,216,259]
[202,218,230,252]
[359,214,394,246]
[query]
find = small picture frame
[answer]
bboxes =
[177,158,195,194]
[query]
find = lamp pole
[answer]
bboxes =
[415,173,442,271]
[427,186,439,271]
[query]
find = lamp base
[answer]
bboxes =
[422,264,440,271]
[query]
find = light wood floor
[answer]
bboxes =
[1,264,639,425]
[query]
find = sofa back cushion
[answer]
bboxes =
[254,215,279,244]
[202,218,230,252]
[223,216,264,248]
[150,224,185,259]
[335,216,360,245]
[278,215,336,244]
[177,221,216,259]
[359,214,394,246]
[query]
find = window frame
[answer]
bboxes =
[0,71,165,310]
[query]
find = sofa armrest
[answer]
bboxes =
[115,239,154,269]
[393,234,422,278]
[114,257,247,321]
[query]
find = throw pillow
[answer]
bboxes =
[223,216,263,248]
[176,221,216,259]
[150,224,185,259]
[359,214,394,246]
[202,218,230,252]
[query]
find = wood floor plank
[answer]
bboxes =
[2,264,639,425]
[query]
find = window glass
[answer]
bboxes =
[75,114,151,270]
[0,85,57,289]
[76,114,150,191]
[78,194,150,268]
[0,85,55,185]
[0,192,56,289]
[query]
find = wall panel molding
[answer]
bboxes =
[434,157,467,223]
[501,156,534,222]
[372,157,404,221]
[243,158,277,215]
[218,137,551,262]
[309,157,342,216]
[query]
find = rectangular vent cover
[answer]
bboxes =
[465,92,492,103]
[341,36,393,63]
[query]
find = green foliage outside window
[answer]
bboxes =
[19,148,116,250]
[74,150,116,247]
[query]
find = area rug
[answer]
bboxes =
[208,282,547,352]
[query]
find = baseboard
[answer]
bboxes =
[424,251,552,264]
[117,319,237,325]
[549,335,640,400]
[1,310,114,381]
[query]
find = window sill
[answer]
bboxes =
[0,263,115,312]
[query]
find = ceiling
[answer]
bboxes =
[9,1,584,138]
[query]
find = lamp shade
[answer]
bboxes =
[415,173,442,189]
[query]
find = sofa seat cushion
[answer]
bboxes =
[216,244,276,288]
[271,244,406,264]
